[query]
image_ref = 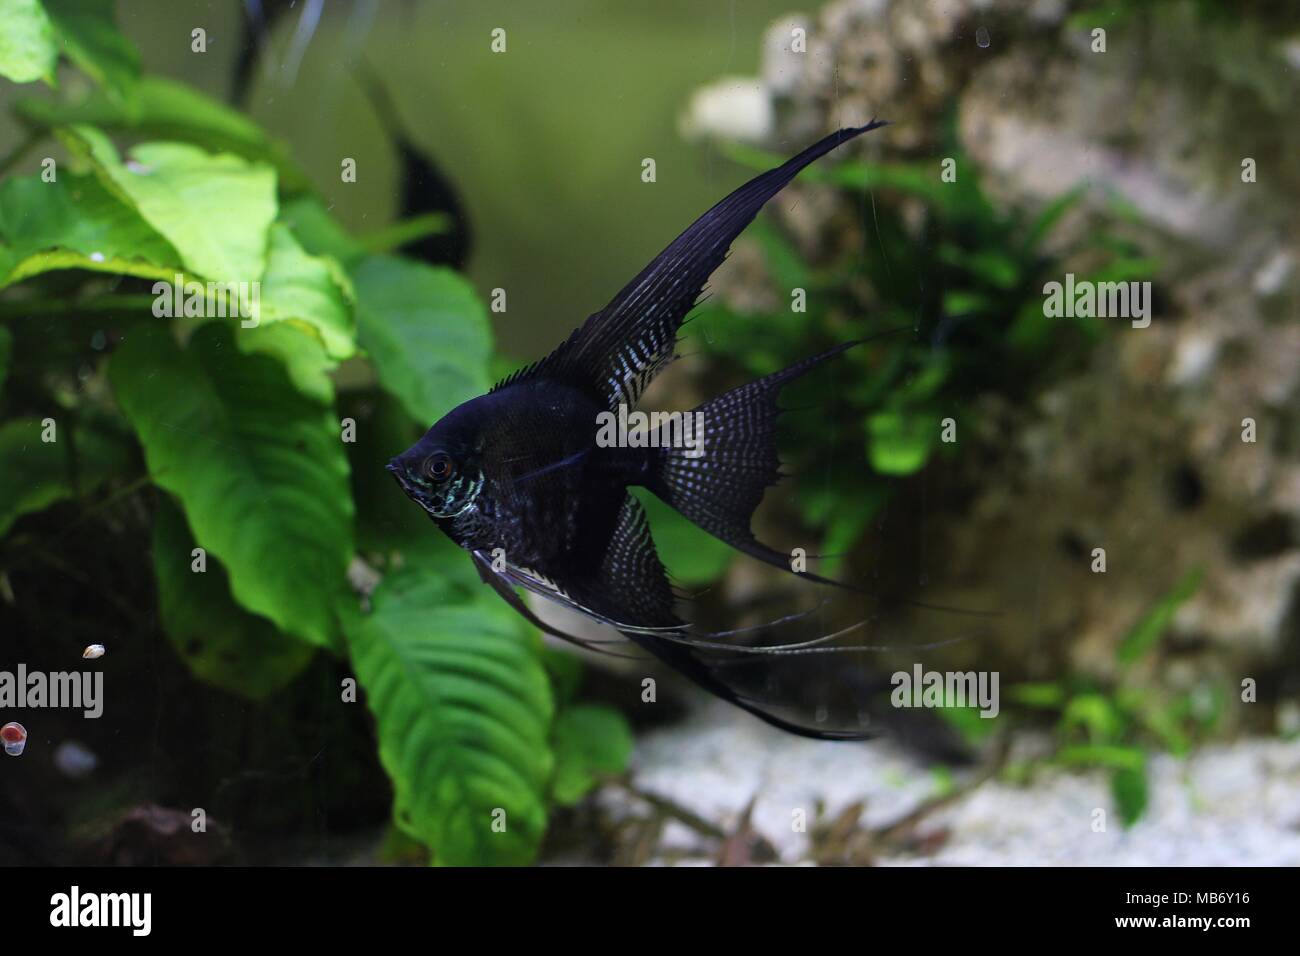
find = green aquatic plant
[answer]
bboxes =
[697,114,1155,574]
[0,0,628,865]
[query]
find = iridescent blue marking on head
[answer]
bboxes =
[387,396,488,522]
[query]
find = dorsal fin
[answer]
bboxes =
[492,121,889,405]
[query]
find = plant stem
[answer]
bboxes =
[612,777,729,840]
[356,213,450,254]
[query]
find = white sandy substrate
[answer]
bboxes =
[596,699,1300,866]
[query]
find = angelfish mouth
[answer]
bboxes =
[386,458,411,493]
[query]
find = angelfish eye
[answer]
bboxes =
[424,452,454,481]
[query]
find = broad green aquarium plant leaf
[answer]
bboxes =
[0,416,73,537]
[109,322,353,647]
[58,125,277,283]
[341,567,554,866]
[867,407,938,476]
[0,0,58,85]
[0,171,180,288]
[551,704,634,806]
[352,253,492,424]
[153,495,315,699]
[280,195,366,267]
[235,321,336,406]
[256,223,355,359]
[0,413,129,537]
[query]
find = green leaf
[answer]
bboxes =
[0,417,71,537]
[1021,186,1085,254]
[280,196,364,267]
[934,704,1001,744]
[1006,681,1067,709]
[867,408,935,475]
[829,160,956,206]
[720,142,964,211]
[1111,764,1149,827]
[153,495,315,698]
[0,0,57,84]
[352,254,492,424]
[635,488,733,585]
[1117,568,1202,666]
[338,390,480,592]
[0,171,180,288]
[109,322,353,646]
[0,413,131,537]
[942,290,996,318]
[1060,693,1124,743]
[551,704,633,806]
[938,245,1021,289]
[342,568,554,865]
[898,352,951,401]
[61,126,277,283]
[1137,698,1192,757]
[235,321,335,405]
[258,224,355,359]
[1057,743,1145,772]
[356,214,451,256]
[41,0,139,101]
[1007,299,1060,352]
[185,222,354,393]
[16,75,310,191]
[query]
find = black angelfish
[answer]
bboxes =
[389,122,894,739]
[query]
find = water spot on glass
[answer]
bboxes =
[1,722,27,756]
[976,26,991,49]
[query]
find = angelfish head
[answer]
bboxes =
[387,408,485,521]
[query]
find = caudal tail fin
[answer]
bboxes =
[647,338,880,589]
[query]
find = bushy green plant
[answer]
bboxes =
[702,116,1154,572]
[0,0,628,865]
